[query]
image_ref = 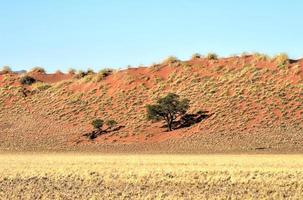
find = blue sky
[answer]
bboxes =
[0,0,302,72]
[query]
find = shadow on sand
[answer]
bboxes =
[161,111,212,131]
[84,125,125,140]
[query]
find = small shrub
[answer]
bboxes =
[91,119,104,130]
[82,75,93,83]
[38,84,51,91]
[74,70,87,79]
[94,69,113,82]
[30,67,46,73]
[253,53,269,61]
[94,73,104,82]
[87,68,95,75]
[55,70,63,74]
[32,82,51,91]
[68,68,76,74]
[273,53,289,67]
[191,53,202,59]
[20,76,36,85]
[0,66,12,74]
[74,69,95,79]
[163,56,180,64]
[106,120,118,129]
[99,68,113,77]
[207,53,218,60]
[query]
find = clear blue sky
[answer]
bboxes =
[1,0,302,72]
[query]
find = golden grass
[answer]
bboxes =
[0,154,303,199]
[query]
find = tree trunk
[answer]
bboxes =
[168,120,173,131]
[164,115,173,131]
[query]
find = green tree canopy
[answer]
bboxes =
[146,93,190,131]
[91,119,104,130]
[106,120,118,129]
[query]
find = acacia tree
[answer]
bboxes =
[106,120,118,130]
[91,119,104,131]
[146,93,190,131]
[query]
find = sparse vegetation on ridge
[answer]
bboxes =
[206,53,218,60]
[274,53,289,68]
[163,56,180,64]
[0,66,12,74]
[0,53,303,152]
[32,82,51,91]
[191,53,202,59]
[30,67,46,73]
[68,68,76,74]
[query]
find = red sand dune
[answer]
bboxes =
[0,54,303,153]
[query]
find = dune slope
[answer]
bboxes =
[0,55,303,153]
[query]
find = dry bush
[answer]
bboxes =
[30,67,46,73]
[93,69,114,82]
[74,69,95,79]
[32,82,51,91]
[74,70,88,79]
[0,66,12,74]
[99,68,113,77]
[87,68,95,75]
[191,53,202,59]
[163,56,180,64]
[68,68,76,75]
[82,74,93,83]
[253,53,270,61]
[273,53,289,67]
[55,70,63,74]
[206,53,218,60]
[74,70,85,79]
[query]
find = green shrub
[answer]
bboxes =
[106,120,118,129]
[91,119,104,130]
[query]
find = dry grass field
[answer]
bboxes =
[0,154,302,199]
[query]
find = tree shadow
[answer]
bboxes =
[83,125,125,140]
[177,111,212,129]
[161,111,212,131]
